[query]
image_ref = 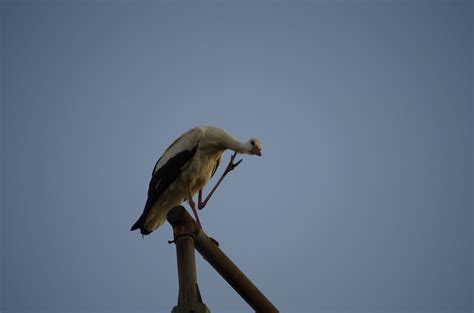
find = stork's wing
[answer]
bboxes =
[143,144,198,216]
[131,127,204,234]
[210,157,221,178]
[153,127,204,174]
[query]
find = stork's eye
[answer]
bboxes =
[250,140,255,145]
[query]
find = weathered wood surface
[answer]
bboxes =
[168,207,210,313]
[175,235,197,304]
[167,206,279,313]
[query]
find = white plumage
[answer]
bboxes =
[131,126,262,235]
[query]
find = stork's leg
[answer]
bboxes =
[187,183,202,230]
[197,188,220,245]
[198,189,203,209]
[198,152,242,210]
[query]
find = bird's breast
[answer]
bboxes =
[186,149,223,193]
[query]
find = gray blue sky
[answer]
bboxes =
[1,1,473,313]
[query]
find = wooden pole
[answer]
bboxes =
[175,235,197,304]
[169,207,210,313]
[167,206,279,313]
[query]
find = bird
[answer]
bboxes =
[131,126,263,236]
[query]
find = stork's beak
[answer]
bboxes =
[251,146,262,156]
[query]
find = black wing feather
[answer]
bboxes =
[131,143,199,234]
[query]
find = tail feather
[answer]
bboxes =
[130,216,152,235]
[130,218,141,231]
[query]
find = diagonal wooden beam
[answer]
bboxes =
[167,206,279,313]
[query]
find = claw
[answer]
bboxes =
[230,159,242,170]
[226,152,243,172]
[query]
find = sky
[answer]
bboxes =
[1,1,473,313]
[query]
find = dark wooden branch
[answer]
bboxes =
[167,207,210,313]
[167,206,279,313]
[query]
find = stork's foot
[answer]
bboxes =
[194,220,202,232]
[226,152,243,173]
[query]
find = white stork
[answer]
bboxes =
[131,126,263,236]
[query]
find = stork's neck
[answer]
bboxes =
[224,137,247,154]
[215,132,248,154]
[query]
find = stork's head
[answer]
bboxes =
[245,138,263,156]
